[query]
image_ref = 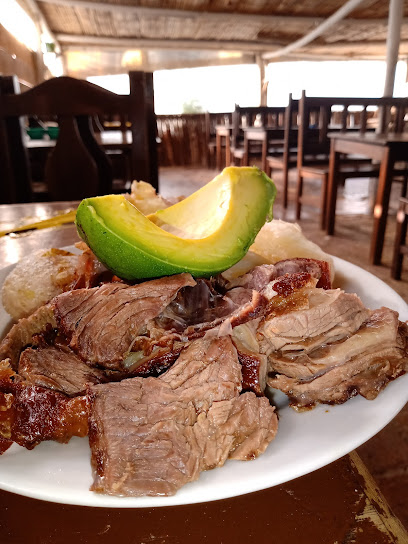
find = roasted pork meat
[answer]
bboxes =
[88,337,278,496]
[0,361,88,451]
[0,256,407,498]
[263,291,408,409]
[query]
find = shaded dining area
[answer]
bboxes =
[1,0,408,542]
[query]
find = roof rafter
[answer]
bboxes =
[56,34,281,52]
[35,0,398,27]
[56,33,408,56]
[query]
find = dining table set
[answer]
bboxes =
[215,93,408,274]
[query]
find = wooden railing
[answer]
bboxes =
[156,114,208,167]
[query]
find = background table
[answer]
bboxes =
[0,201,407,543]
[326,132,408,265]
[241,126,285,171]
[25,130,133,151]
[215,125,232,170]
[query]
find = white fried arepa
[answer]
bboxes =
[2,248,78,321]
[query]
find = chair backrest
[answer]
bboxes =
[297,90,408,169]
[0,72,158,203]
[230,105,287,150]
[281,94,299,155]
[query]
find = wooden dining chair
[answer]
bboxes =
[0,72,158,203]
[294,92,408,229]
[266,94,299,208]
[391,196,408,280]
[204,111,232,168]
[231,105,286,166]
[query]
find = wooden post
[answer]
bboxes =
[383,0,404,97]
[256,55,268,107]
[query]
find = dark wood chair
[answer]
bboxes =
[0,72,158,203]
[231,105,286,166]
[295,92,408,229]
[205,112,232,168]
[266,94,299,208]
[391,196,408,280]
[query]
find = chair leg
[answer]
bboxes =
[283,166,289,209]
[266,162,272,178]
[391,202,408,280]
[320,173,329,230]
[296,172,303,220]
[401,172,408,198]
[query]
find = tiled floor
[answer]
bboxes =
[159,165,408,529]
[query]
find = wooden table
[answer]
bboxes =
[215,125,232,170]
[25,130,133,150]
[241,126,285,172]
[326,132,408,265]
[1,202,408,543]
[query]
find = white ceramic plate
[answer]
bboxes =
[0,255,407,507]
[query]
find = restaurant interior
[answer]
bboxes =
[0,0,408,542]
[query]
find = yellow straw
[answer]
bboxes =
[0,210,77,237]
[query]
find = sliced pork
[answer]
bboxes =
[266,305,408,409]
[0,304,57,368]
[88,337,278,496]
[0,361,88,450]
[222,258,332,291]
[54,273,196,368]
[18,346,108,396]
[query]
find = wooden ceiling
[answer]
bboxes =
[21,0,408,76]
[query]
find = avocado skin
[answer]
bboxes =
[75,167,276,280]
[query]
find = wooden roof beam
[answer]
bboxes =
[35,0,398,27]
[56,34,408,54]
[56,35,283,52]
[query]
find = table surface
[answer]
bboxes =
[0,201,407,543]
[25,130,132,150]
[328,131,408,145]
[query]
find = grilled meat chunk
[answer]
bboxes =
[0,360,88,450]
[88,337,277,496]
[54,274,196,368]
[266,304,408,409]
[18,346,108,396]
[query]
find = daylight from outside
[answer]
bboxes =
[87,60,408,114]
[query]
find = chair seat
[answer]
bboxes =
[267,155,297,168]
[301,161,380,177]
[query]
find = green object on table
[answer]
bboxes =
[47,127,59,140]
[27,127,46,140]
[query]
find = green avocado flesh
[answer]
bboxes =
[75,166,276,280]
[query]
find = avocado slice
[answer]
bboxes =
[75,166,276,280]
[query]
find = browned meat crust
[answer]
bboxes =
[0,305,57,369]
[0,361,88,449]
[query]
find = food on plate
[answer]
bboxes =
[0,167,407,499]
[89,337,277,497]
[75,167,277,280]
[261,290,408,409]
[124,180,173,215]
[1,245,111,321]
[0,253,406,496]
[223,220,335,282]
[1,249,78,321]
